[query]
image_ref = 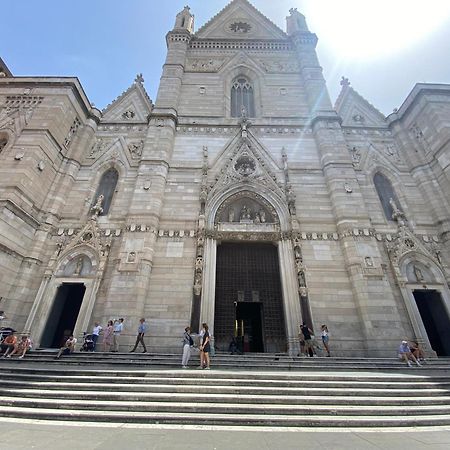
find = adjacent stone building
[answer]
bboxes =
[1,0,449,356]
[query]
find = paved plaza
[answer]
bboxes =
[0,420,450,449]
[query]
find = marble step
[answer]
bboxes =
[1,379,449,397]
[2,387,450,406]
[3,372,450,390]
[1,396,450,417]
[0,405,449,427]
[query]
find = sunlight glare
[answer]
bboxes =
[302,0,450,60]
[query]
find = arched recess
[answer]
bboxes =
[368,165,410,223]
[398,252,450,356]
[91,167,119,216]
[24,245,105,348]
[231,77,255,118]
[222,62,264,119]
[85,159,125,220]
[200,183,302,356]
[0,129,13,155]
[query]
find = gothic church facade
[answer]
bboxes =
[1,0,450,356]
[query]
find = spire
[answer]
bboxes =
[174,5,195,33]
[286,7,309,35]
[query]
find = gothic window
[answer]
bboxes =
[374,172,400,221]
[93,168,119,216]
[231,77,255,118]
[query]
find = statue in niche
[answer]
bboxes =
[228,208,235,222]
[74,257,84,276]
[389,197,406,225]
[240,204,252,221]
[297,270,306,287]
[294,245,302,261]
[127,252,136,263]
[259,209,266,223]
[91,194,104,218]
[413,265,425,283]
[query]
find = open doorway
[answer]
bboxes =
[236,302,264,353]
[40,283,86,348]
[413,289,450,356]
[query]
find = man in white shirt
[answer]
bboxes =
[112,318,124,352]
[92,322,102,351]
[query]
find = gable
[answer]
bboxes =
[195,0,287,40]
[336,86,386,128]
[102,79,153,123]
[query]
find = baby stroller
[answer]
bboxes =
[80,333,95,352]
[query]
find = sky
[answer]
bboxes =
[2,0,450,115]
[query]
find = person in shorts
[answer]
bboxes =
[55,335,77,359]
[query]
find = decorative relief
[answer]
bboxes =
[293,240,308,297]
[122,110,135,120]
[229,21,252,33]
[127,140,144,158]
[88,138,111,159]
[188,58,225,72]
[64,117,81,149]
[348,145,361,168]
[0,95,43,128]
[259,59,300,73]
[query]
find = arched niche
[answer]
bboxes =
[214,191,279,225]
[55,248,99,278]
[400,253,445,285]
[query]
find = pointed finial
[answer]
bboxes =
[340,76,350,88]
[135,73,144,84]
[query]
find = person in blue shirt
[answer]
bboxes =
[398,340,421,367]
[130,318,148,353]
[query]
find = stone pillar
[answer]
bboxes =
[278,239,302,356]
[199,237,217,335]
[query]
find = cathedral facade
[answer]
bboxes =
[1,0,449,357]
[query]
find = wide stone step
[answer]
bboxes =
[3,372,450,390]
[1,379,448,397]
[1,396,450,417]
[0,405,449,427]
[2,387,450,406]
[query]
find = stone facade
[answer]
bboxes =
[0,0,449,356]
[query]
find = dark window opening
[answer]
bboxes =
[93,168,119,216]
[374,172,400,221]
[231,77,255,118]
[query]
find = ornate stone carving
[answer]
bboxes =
[64,117,81,148]
[348,145,361,167]
[88,138,111,158]
[188,59,225,72]
[234,153,256,176]
[90,194,104,219]
[122,110,135,120]
[259,59,300,73]
[128,140,144,158]
[285,184,296,216]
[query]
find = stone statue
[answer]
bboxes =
[294,245,302,261]
[240,204,252,221]
[228,208,235,222]
[74,257,84,276]
[259,208,266,223]
[413,265,425,283]
[297,270,306,287]
[389,197,406,225]
[91,194,104,218]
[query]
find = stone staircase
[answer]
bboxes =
[0,352,449,427]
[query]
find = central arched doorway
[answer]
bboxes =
[214,241,286,353]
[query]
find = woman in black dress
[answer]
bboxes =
[200,323,211,370]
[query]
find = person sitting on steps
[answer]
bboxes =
[398,340,421,367]
[55,335,77,359]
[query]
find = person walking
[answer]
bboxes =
[92,322,102,351]
[199,323,211,370]
[321,324,331,357]
[130,318,148,353]
[102,320,114,352]
[181,326,193,368]
[112,318,124,352]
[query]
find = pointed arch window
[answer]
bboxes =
[93,168,119,216]
[231,77,255,118]
[374,172,400,221]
